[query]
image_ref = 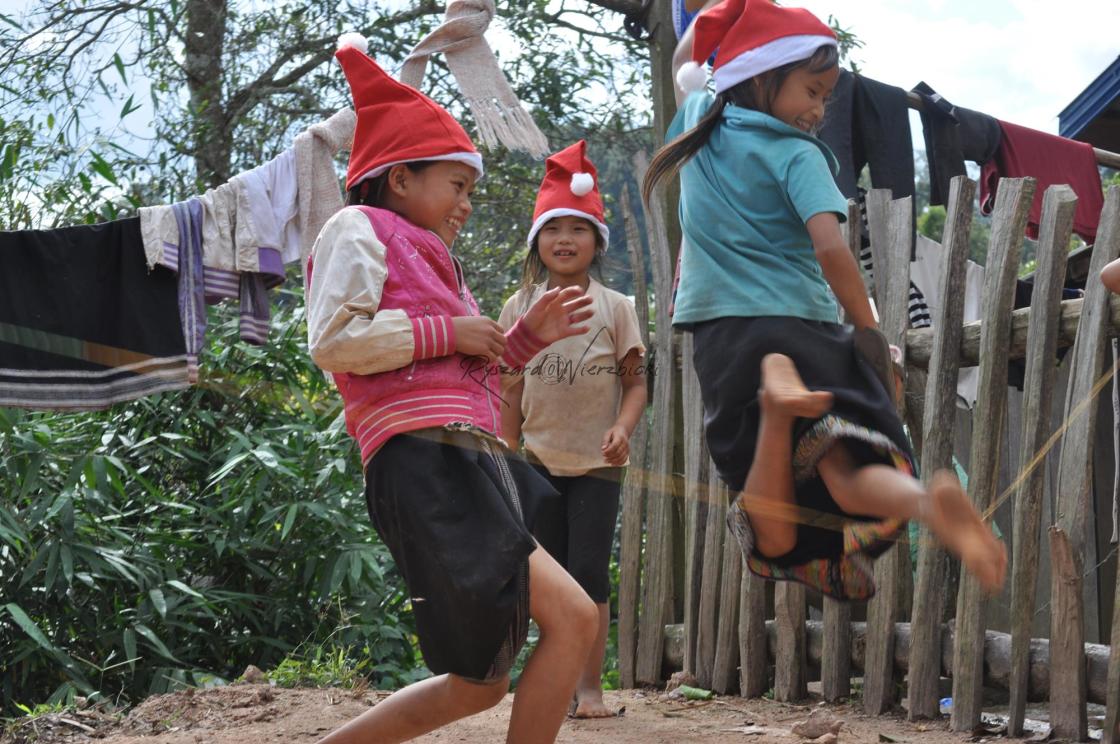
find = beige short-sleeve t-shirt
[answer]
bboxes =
[499,278,646,476]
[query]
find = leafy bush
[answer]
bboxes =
[0,290,420,714]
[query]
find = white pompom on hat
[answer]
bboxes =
[527,140,609,250]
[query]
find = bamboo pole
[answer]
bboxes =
[617,186,651,689]
[634,152,678,686]
[1007,185,1078,735]
[951,177,1036,732]
[908,175,977,720]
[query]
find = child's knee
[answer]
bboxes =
[449,673,509,711]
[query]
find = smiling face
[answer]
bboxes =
[536,215,599,286]
[769,63,840,134]
[384,160,476,247]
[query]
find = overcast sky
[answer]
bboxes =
[798,0,1118,136]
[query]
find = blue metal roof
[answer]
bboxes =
[1059,56,1120,146]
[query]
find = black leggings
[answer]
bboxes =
[531,464,622,603]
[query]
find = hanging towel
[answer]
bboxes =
[980,120,1104,244]
[399,0,549,158]
[0,218,190,409]
[294,108,354,282]
[910,81,1001,207]
[234,149,300,267]
[138,204,181,271]
[172,200,207,381]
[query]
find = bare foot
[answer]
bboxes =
[570,690,618,718]
[924,470,1008,593]
[760,354,834,419]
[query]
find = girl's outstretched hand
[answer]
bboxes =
[522,286,594,344]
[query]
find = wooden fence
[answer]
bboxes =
[617,172,1120,741]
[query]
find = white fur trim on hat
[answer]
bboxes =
[527,208,610,252]
[570,172,594,196]
[336,33,369,55]
[354,151,485,186]
[676,61,708,94]
[712,34,836,94]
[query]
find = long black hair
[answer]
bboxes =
[641,45,839,206]
[345,160,438,208]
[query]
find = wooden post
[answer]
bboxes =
[1104,542,1120,743]
[908,176,976,720]
[739,566,768,698]
[774,582,808,701]
[1051,186,1120,739]
[820,199,862,704]
[861,192,912,716]
[617,185,652,689]
[1006,185,1077,735]
[1050,527,1089,741]
[634,152,678,686]
[694,464,724,689]
[680,330,709,677]
[950,177,1036,732]
[712,477,743,694]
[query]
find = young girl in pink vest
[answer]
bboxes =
[499,141,647,718]
[307,35,599,744]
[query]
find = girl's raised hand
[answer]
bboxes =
[522,286,594,344]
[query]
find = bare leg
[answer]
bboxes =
[817,446,1007,592]
[507,545,599,743]
[571,602,614,718]
[314,672,508,744]
[738,354,834,558]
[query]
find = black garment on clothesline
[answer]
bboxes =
[911,81,1002,207]
[819,71,916,259]
[0,217,190,410]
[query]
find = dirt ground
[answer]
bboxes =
[1,683,1003,744]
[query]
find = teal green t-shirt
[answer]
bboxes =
[667,91,849,326]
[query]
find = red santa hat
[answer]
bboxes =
[335,33,484,192]
[527,140,609,250]
[676,0,836,96]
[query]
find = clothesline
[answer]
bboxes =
[904,91,1120,171]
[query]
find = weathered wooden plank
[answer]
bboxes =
[950,176,1036,732]
[1007,185,1078,736]
[635,151,678,686]
[1051,186,1120,738]
[1104,537,1120,743]
[739,565,768,698]
[694,463,725,689]
[821,598,851,702]
[670,617,1120,704]
[862,194,912,716]
[906,295,1120,370]
[621,183,651,351]
[712,476,742,694]
[820,200,861,704]
[1050,527,1088,741]
[680,331,709,677]
[617,185,652,690]
[908,176,978,720]
[774,581,808,702]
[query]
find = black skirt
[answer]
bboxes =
[363,427,557,681]
[689,316,914,600]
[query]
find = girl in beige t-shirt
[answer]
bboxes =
[499,140,647,718]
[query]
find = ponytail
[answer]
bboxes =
[642,93,729,207]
